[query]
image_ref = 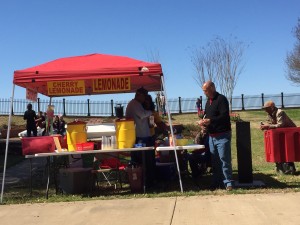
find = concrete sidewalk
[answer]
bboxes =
[1,192,300,225]
[1,148,300,224]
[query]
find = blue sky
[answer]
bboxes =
[1,0,299,102]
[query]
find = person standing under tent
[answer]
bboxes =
[260,100,297,175]
[53,115,60,134]
[188,126,211,179]
[125,87,156,187]
[155,92,161,113]
[35,111,46,136]
[196,98,201,117]
[199,81,233,191]
[160,92,166,116]
[59,116,67,137]
[46,105,55,135]
[24,103,37,137]
[143,94,168,142]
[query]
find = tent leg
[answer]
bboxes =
[161,76,183,193]
[1,84,15,203]
[29,158,33,196]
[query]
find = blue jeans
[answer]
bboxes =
[209,131,233,188]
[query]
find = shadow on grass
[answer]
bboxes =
[252,171,300,189]
[141,170,300,193]
[3,169,300,204]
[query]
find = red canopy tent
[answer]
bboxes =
[13,53,163,97]
[1,53,183,203]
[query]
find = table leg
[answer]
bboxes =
[46,156,50,199]
[53,157,59,194]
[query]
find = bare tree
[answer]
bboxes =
[190,36,247,111]
[146,49,161,63]
[146,49,163,113]
[190,43,220,87]
[286,18,300,84]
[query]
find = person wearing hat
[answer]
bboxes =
[126,87,156,187]
[260,100,297,174]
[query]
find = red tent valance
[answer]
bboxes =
[14,53,163,97]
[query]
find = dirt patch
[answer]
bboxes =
[1,128,25,139]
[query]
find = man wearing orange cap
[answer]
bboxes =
[260,100,297,174]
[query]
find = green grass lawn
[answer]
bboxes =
[1,109,300,204]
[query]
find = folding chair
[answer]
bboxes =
[91,153,127,190]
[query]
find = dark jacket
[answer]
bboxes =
[24,109,37,128]
[204,92,231,134]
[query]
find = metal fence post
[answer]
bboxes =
[37,97,40,113]
[179,97,182,114]
[111,99,114,117]
[241,94,245,110]
[87,99,90,116]
[11,100,14,116]
[155,96,160,112]
[261,93,264,108]
[200,96,203,111]
[281,92,284,108]
[63,98,66,116]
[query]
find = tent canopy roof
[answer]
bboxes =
[13,53,163,97]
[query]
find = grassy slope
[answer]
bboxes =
[1,109,300,173]
[1,109,300,203]
[173,109,300,169]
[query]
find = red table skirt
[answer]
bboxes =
[264,127,300,162]
[22,135,65,155]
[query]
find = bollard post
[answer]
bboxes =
[236,121,253,183]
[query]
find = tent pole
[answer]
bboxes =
[1,84,16,203]
[160,76,183,193]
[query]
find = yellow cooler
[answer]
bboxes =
[67,121,87,151]
[115,119,136,149]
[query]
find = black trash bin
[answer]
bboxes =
[236,121,253,183]
[115,104,124,118]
